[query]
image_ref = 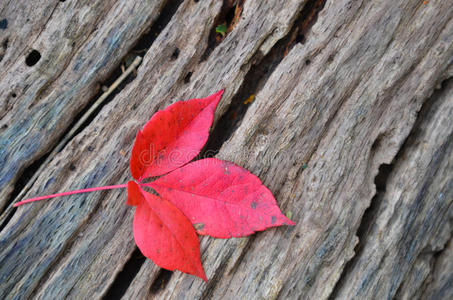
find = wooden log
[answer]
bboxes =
[0,0,452,299]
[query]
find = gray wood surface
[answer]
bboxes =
[1,0,452,299]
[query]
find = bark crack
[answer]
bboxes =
[203,0,327,156]
[327,75,453,299]
[419,230,453,298]
[101,248,148,299]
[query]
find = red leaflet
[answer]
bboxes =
[146,158,295,238]
[15,89,295,282]
[126,181,143,206]
[130,90,223,180]
[129,182,206,281]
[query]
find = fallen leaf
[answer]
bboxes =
[15,89,295,282]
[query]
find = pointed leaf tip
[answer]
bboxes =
[133,186,206,280]
[149,158,294,238]
[130,90,224,181]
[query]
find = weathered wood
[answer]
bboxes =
[421,237,453,300]
[0,0,167,210]
[1,0,452,299]
[1,0,307,298]
[334,78,453,300]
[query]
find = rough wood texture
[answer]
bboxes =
[1,0,452,299]
[0,0,167,210]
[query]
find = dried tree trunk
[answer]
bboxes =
[0,0,452,299]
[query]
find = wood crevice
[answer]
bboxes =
[284,0,327,53]
[199,0,245,63]
[327,162,393,300]
[204,0,327,156]
[419,228,453,297]
[327,75,453,300]
[200,246,237,300]
[101,248,147,300]
[396,129,453,298]
[148,269,173,295]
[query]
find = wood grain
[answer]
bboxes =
[0,0,452,299]
[0,0,167,210]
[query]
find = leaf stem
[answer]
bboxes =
[13,184,128,207]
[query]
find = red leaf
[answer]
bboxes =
[147,158,295,238]
[17,89,296,282]
[130,181,207,281]
[126,180,143,206]
[130,90,224,181]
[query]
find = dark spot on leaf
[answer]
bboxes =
[251,201,257,209]
[271,216,276,224]
[0,19,7,30]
